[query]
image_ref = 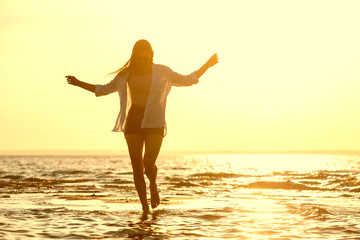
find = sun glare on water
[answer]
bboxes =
[190,154,340,175]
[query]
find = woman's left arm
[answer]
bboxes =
[167,53,219,86]
[196,53,219,79]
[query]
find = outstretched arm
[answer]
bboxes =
[66,75,96,93]
[196,53,219,79]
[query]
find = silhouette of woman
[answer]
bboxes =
[66,39,218,216]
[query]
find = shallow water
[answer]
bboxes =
[0,154,359,239]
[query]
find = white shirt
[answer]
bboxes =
[95,64,199,134]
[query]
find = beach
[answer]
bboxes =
[0,153,359,239]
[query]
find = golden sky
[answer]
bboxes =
[1,0,359,153]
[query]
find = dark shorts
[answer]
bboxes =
[124,105,165,137]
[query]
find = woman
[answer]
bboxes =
[66,39,218,215]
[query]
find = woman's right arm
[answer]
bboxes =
[66,75,96,93]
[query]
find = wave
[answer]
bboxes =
[189,172,247,180]
[243,180,360,192]
[118,172,133,175]
[50,170,93,176]
[23,177,91,184]
[349,188,360,192]
[193,214,225,221]
[111,179,133,184]
[293,204,334,219]
[303,206,333,217]
[102,184,133,190]
[0,175,24,180]
[243,180,323,191]
[0,177,91,188]
[171,180,199,188]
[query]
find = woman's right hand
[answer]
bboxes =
[65,75,80,86]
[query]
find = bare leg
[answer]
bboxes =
[144,134,163,209]
[124,134,149,214]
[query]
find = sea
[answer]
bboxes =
[0,153,359,239]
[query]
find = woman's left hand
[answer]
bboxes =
[205,53,219,68]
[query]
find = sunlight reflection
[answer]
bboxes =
[194,154,346,175]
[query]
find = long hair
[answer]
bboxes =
[108,39,154,77]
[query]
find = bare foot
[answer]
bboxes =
[141,204,150,220]
[150,184,160,209]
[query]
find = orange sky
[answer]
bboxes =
[1,0,360,153]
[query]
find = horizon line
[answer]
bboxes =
[0,149,360,156]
